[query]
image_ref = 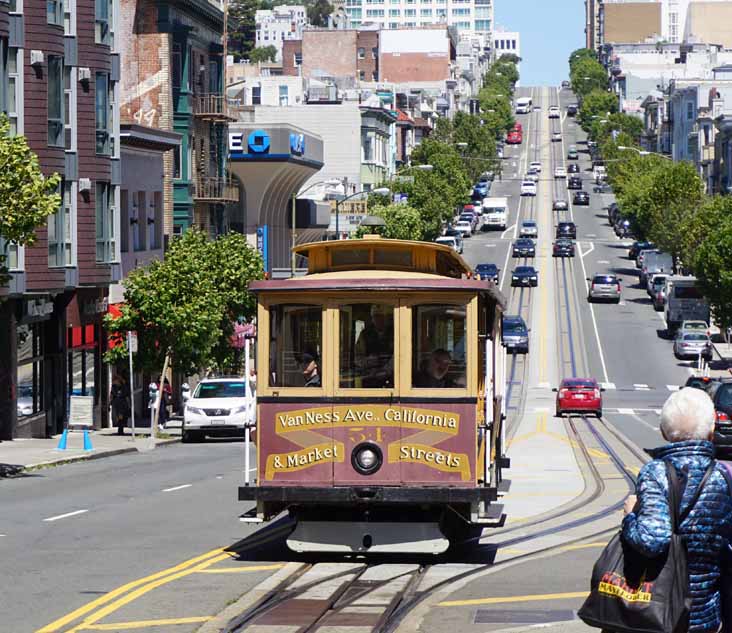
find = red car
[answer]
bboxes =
[554,378,603,418]
[506,130,523,145]
[512,122,523,133]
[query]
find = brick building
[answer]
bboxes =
[0,0,122,439]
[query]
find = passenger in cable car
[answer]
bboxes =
[414,349,456,388]
[301,351,321,387]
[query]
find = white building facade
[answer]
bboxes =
[255,5,308,62]
[343,0,493,35]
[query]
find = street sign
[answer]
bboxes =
[69,396,94,427]
[394,175,414,183]
[127,331,138,353]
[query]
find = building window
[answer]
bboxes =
[372,47,377,59]
[95,72,110,154]
[63,66,72,150]
[132,191,146,251]
[452,8,469,16]
[94,0,111,44]
[18,323,44,418]
[405,9,415,16]
[420,8,431,16]
[172,43,181,89]
[173,145,181,179]
[47,0,63,25]
[48,180,73,267]
[372,71,377,81]
[95,182,115,263]
[358,47,365,59]
[279,84,288,106]
[389,9,399,16]
[67,324,97,403]
[294,52,302,66]
[120,189,128,253]
[366,9,383,16]
[7,47,20,135]
[687,102,694,120]
[47,55,64,147]
[150,191,162,250]
[251,85,261,105]
[363,134,373,161]
[359,70,365,80]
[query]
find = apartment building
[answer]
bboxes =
[0,0,122,439]
[255,5,307,62]
[342,0,493,36]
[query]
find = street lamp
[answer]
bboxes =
[617,146,673,160]
[335,187,390,239]
[291,178,341,274]
[456,142,468,149]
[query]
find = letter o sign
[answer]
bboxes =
[247,129,271,154]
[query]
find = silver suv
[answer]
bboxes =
[587,274,622,303]
[182,377,255,442]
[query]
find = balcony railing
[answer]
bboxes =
[193,177,239,202]
[193,94,236,121]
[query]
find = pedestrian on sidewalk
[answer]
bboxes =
[621,387,732,632]
[158,378,172,431]
[110,375,130,436]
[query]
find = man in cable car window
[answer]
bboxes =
[355,305,394,388]
[414,349,456,388]
[301,351,321,387]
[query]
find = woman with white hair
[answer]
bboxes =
[622,387,732,632]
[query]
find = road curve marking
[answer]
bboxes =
[161,484,192,492]
[438,591,588,607]
[80,616,211,630]
[196,564,285,574]
[43,509,89,522]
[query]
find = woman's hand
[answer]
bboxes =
[624,494,638,516]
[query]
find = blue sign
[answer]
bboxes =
[247,130,271,154]
[289,133,305,156]
[256,225,269,272]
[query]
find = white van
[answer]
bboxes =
[481,197,508,230]
[515,97,533,114]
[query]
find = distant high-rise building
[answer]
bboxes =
[342,0,493,36]
[493,28,520,65]
[255,5,308,62]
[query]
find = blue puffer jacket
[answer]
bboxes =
[622,440,732,632]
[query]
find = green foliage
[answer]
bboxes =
[497,53,521,65]
[307,0,333,26]
[570,57,607,100]
[432,113,497,181]
[692,197,732,331]
[355,203,424,241]
[0,115,61,284]
[228,0,259,61]
[104,229,263,375]
[590,113,643,145]
[569,48,597,70]
[578,89,618,131]
[248,45,277,63]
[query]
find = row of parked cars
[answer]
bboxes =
[684,375,732,454]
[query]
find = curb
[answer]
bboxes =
[488,621,583,633]
[20,437,181,473]
[197,562,308,633]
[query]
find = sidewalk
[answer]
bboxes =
[0,420,181,476]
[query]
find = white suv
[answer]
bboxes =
[549,106,560,119]
[520,180,537,196]
[183,377,254,442]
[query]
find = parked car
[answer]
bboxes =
[506,130,523,144]
[554,378,603,418]
[443,229,464,253]
[511,266,539,287]
[647,273,669,297]
[614,218,631,237]
[553,239,575,258]
[567,175,582,190]
[567,163,580,174]
[556,221,577,239]
[636,248,660,269]
[567,147,579,160]
[684,375,720,396]
[554,167,567,179]
[183,378,253,442]
[454,220,473,238]
[475,263,499,283]
[525,169,540,183]
[567,104,578,116]
[519,219,538,238]
[629,241,654,259]
[674,331,713,361]
[573,191,590,205]
[553,199,569,211]
[653,285,667,311]
[502,315,530,354]
[587,273,622,303]
[593,183,613,193]
[712,380,732,457]
[435,235,462,254]
[521,180,537,196]
[512,238,536,258]
[680,320,712,336]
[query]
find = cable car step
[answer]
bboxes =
[239,508,263,524]
[474,503,505,526]
[497,479,511,493]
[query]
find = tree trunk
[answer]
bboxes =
[151,352,170,437]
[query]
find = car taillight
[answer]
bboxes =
[591,283,596,290]
[559,389,568,398]
[594,389,601,399]
[718,411,730,423]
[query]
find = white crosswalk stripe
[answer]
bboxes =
[666,385,680,392]
[617,408,635,415]
[601,382,616,390]
[633,384,650,391]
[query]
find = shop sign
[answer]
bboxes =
[26,298,54,318]
[247,130,271,154]
[83,297,109,316]
[69,395,94,427]
[289,133,305,156]
[256,225,269,272]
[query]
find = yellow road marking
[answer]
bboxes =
[81,617,211,630]
[439,591,588,607]
[69,554,231,632]
[196,564,285,574]
[560,542,607,551]
[36,548,226,633]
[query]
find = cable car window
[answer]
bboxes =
[269,304,322,388]
[331,248,369,267]
[339,304,394,388]
[412,305,467,388]
[373,248,412,268]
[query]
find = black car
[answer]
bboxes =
[684,375,721,396]
[713,380,732,458]
[511,265,538,287]
[593,183,613,193]
[568,176,583,190]
[567,163,580,174]
[553,199,569,211]
[512,238,536,258]
[567,104,578,116]
[553,239,575,257]
[556,221,577,239]
[475,263,499,283]
[607,202,620,223]
[502,315,530,354]
[629,241,655,259]
[573,191,590,205]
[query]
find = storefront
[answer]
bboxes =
[66,289,110,429]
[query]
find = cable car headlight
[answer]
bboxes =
[351,443,383,475]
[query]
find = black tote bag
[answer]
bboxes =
[578,461,715,633]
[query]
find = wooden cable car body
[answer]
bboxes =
[239,237,510,554]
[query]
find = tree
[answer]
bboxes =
[570,57,607,100]
[248,45,277,63]
[578,89,618,131]
[228,0,259,61]
[432,113,497,181]
[0,115,61,285]
[497,53,521,65]
[355,203,424,241]
[104,229,263,376]
[569,48,597,71]
[308,0,333,26]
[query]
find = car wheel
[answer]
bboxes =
[587,295,593,303]
[596,409,603,419]
[182,430,192,443]
[615,298,621,304]
[555,408,562,418]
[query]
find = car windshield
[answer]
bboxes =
[716,385,732,409]
[504,321,527,333]
[683,333,708,341]
[477,264,496,273]
[516,267,533,274]
[683,322,707,330]
[194,382,247,398]
[523,221,536,227]
[593,276,617,284]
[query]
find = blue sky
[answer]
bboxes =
[494,0,585,86]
